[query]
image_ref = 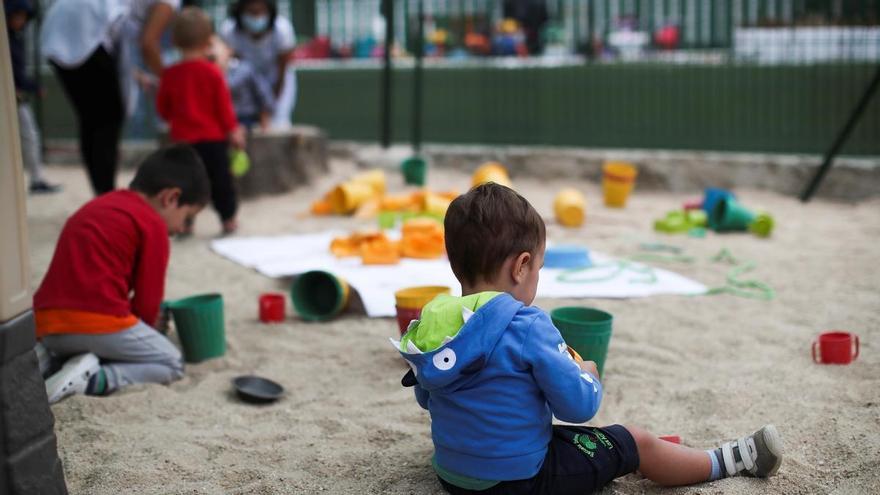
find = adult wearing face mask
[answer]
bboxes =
[221,0,296,129]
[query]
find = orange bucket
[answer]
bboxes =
[602,162,638,208]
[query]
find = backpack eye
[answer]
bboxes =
[433,348,457,371]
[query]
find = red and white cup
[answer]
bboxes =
[812,331,859,365]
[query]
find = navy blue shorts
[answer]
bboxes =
[438,424,640,495]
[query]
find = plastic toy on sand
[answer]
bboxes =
[259,293,286,323]
[394,286,451,335]
[709,197,756,232]
[602,162,637,207]
[165,293,226,363]
[290,271,351,321]
[550,307,613,377]
[812,331,859,365]
[472,162,512,188]
[554,188,586,227]
[232,375,284,403]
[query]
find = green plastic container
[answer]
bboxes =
[749,212,775,237]
[166,293,226,363]
[401,156,427,186]
[290,271,350,321]
[710,197,756,232]
[550,307,613,377]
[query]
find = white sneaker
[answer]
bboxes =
[45,353,100,404]
[721,424,784,478]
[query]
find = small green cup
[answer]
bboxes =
[290,271,350,321]
[166,293,226,363]
[710,197,756,232]
[401,156,427,186]
[551,307,613,377]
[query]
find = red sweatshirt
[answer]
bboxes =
[33,191,170,333]
[157,58,238,143]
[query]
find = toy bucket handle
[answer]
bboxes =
[852,335,860,361]
[812,341,820,364]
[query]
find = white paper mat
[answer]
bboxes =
[211,232,707,317]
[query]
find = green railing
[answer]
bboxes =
[30,0,880,155]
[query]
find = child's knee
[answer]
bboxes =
[623,424,654,453]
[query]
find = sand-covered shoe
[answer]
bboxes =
[45,353,100,404]
[721,424,783,478]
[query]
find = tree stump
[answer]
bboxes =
[236,125,329,198]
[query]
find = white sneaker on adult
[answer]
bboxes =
[45,353,100,404]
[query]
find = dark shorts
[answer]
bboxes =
[438,425,640,495]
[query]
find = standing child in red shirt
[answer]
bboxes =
[157,7,245,235]
[36,145,210,403]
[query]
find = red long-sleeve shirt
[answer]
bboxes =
[157,58,238,143]
[33,191,170,333]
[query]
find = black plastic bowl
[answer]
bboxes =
[232,375,284,403]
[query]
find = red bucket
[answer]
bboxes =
[259,293,286,323]
[396,306,422,336]
[812,331,859,365]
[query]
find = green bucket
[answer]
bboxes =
[550,307,613,377]
[401,156,427,186]
[166,293,226,363]
[710,197,756,232]
[290,271,350,321]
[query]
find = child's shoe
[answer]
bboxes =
[45,353,100,404]
[721,424,783,478]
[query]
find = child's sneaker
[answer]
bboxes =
[45,353,100,404]
[721,424,783,478]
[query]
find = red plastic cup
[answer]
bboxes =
[812,331,859,364]
[396,306,422,336]
[659,435,681,444]
[683,199,703,211]
[259,293,286,323]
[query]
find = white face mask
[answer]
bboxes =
[242,14,269,34]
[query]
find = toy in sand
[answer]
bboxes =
[330,218,445,265]
[310,169,387,215]
[472,161,513,188]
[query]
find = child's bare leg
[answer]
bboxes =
[626,424,783,487]
[626,425,711,486]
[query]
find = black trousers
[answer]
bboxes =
[52,47,125,196]
[190,141,238,222]
[438,425,640,495]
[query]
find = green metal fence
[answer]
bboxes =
[30,0,880,155]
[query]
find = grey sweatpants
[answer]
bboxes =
[17,102,46,184]
[41,321,184,394]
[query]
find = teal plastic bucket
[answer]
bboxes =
[401,156,427,186]
[290,271,350,321]
[166,293,226,363]
[550,307,613,377]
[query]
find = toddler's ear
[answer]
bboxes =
[511,251,532,283]
[162,187,182,208]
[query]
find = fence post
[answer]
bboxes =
[381,0,395,147]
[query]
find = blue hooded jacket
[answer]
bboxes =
[394,293,603,481]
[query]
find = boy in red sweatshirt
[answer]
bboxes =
[36,145,210,403]
[157,7,245,235]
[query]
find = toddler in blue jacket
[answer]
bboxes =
[393,183,783,494]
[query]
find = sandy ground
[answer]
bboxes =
[26,159,880,495]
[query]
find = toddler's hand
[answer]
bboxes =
[579,360,599,380]
[230,126,246,150]
[259,111,271,131]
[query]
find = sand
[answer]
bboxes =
[26,159,880,494]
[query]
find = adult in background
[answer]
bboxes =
[41,0,178,195]
[221,0,296,129]
[503,0,549,55]
[5,0,60,193]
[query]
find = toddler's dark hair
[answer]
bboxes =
[129,145,210,206]
[444,183,546,287]
[171,7,213,50]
